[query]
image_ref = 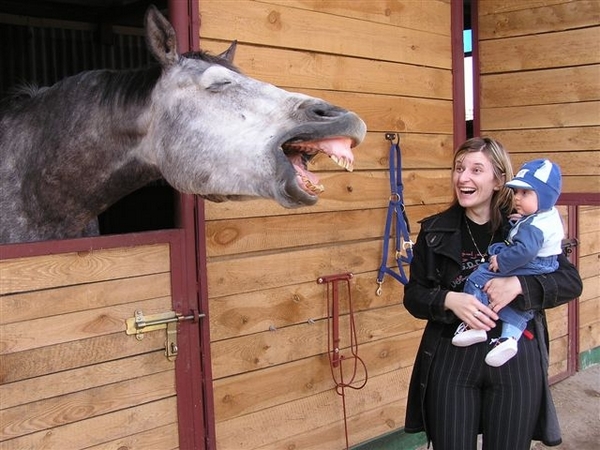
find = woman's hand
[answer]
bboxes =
[444,291,498,331]
[484,276,523,312]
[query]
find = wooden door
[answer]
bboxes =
[0,231,207,449]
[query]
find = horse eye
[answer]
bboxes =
[206,80,232,92]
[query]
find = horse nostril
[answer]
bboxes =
[306,102,345,119]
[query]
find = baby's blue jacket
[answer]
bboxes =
[496,207,564,274]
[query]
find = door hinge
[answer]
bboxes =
[125,309,204,361]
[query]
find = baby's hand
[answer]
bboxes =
[489,255,499,272]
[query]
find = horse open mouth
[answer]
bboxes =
[282,137,355,195]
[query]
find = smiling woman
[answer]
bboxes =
[403,137,582,450]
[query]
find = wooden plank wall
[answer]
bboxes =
[478,0,600,192]
[478,0,600,374]
[0,244,179,449]
[198,1,453,448]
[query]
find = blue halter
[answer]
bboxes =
[376,133,413,295]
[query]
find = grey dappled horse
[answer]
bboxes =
[0,5,366,244]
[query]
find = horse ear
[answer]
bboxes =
[144,5,179,67]
[218,41,237,63]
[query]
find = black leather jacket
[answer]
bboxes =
[403,204,583,446]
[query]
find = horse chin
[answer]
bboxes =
[201,190,315,207]
[200,194,254,203]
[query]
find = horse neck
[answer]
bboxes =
[30,142,161,221]
[22,80,162,235]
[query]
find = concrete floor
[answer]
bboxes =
[531,364,600,450]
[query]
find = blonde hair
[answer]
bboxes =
[452,137,514,232]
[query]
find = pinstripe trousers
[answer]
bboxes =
[425,333,543,450]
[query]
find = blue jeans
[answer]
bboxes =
[465,273,533,331]
[465,244,558,333]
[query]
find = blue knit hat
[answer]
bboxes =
[506,159,562,211]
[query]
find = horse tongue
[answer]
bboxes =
[313,137,355,172]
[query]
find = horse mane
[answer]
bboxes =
[95,49,240,106]
[97,65,163,107]
[0,50,237,116]
[0,84,48,112]
[8,83,48,98]
[182,49,241,73]
[0,66,163,117]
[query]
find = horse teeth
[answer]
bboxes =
[331,155,354,172]
[301,175,324,194]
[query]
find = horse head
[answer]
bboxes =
[141,5,366,208]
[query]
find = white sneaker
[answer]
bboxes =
[485,337,518,367]
[452,322,487,347]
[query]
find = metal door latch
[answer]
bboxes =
[125,309,204,361]
[562,238,578,257]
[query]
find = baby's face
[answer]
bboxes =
[512,188,538,215]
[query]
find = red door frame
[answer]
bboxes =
[171,194,216,450]
[169,0,217,448]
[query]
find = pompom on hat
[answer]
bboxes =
[506,159,562,211]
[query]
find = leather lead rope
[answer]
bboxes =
[317,273,368,450]
[376,133,413,295]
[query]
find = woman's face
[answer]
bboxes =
[453,151,503,213]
